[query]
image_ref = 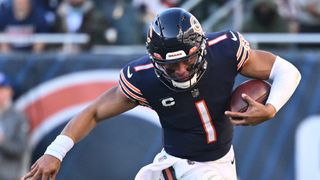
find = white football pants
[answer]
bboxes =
[135,146,237,180]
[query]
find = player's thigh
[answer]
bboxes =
[180,164,236,180]
[179,165,223,180]
[180,147,237,180]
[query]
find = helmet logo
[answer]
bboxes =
[166,50,186,60]
[190,16,203,34]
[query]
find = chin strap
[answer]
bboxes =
[171,73,198,89]
[171,60,207,90]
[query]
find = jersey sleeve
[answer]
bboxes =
[228,30,251,71]
[119,64,150,107]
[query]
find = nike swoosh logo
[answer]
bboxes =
[230,31,238,41]
[127,66,133,78]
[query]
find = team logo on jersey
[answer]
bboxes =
[161,97,175,107]
[230,31,238,41]
[158,155,167,162]
[231,156,235,164]
[187,160,195,165]
[127,66,133,78]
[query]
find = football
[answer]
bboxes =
[230,79,271,112]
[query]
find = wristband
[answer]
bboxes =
[44,135,74,161]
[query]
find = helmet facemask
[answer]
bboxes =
[146,8,208,91]
[151,39,207,89]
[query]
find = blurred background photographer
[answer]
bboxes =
[0,72,29,180]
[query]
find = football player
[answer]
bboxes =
[22,8,301,180]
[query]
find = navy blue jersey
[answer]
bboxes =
[119,30,251,162]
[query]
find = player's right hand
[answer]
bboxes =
[22,154,61,180]
[225,94,276,126]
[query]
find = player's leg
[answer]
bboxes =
[179,165,224,180]
[175,146,237,180]
[206,145,237,180]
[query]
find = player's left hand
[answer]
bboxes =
[224,94,276,126]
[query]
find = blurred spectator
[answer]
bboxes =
[102,0,143,44]
[133,0,166,24]
[32,0,63,32]
[0,72,29,180]
[242,0,289,33]
[192,0,227,23]
[242,0,290,49]
[55,0,110,53]
[0,0,49,54]
[293,0,320,33]
[276,0,299,33]
[133,0,180,23]
[191,0,229,32]
[132,0,181,43]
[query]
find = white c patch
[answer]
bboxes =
[161,97,175,107]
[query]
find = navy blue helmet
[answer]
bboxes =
[146,8,207,91]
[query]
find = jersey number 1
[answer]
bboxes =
[195,100,217,144]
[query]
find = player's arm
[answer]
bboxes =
[239,50,276,80]
[225,49,301,125]
[22,85,138,180]
[62,85,137,143]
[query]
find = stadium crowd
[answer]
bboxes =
[0,0,319,54]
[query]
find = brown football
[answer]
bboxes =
[230,79,271,112]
